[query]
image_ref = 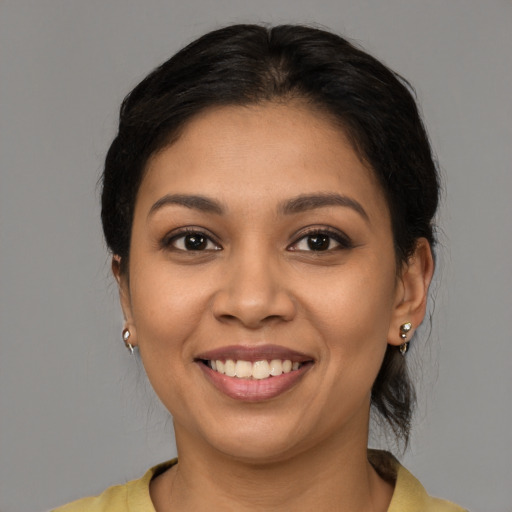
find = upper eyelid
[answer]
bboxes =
[161,227,221,248]
[290,226,352,244]
[286,228,355,254]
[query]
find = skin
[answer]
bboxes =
[115,102,434,511]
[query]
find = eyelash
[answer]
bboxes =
[289,227,354,252]
[161,228,221,252]
[161,227,353,253]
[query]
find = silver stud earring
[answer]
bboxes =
[399,322,412,356]
[122,328,135,355]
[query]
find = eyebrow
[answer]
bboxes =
[148,194,225,217]
[279,193,369,222]
[148,192,369,222]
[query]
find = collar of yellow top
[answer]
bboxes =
[368,449,466,512]
[132,451,465,512]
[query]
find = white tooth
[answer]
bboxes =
[282,360,292,373]
[225,359,236,377]
[210,360,217,371]
[235,360,252,378]
[252,360,271,379]
[292,362,299,371]
[216,360,225,374]
[269,359,283,376]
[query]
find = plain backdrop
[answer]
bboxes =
[1,1,511,511]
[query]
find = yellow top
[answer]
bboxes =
[52,451,466,511]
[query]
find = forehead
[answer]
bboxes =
[139,102,389,221]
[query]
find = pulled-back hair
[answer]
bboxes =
[101,24,439,446]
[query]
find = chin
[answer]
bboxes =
[192,414,318,464]
[216,438,305,465]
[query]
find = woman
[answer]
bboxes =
[55,24,466,511]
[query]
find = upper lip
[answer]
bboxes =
[195,344,313,363]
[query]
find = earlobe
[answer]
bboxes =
[112,255,138,347]
[388,238,434,347]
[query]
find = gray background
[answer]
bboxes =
[1,1,511,511]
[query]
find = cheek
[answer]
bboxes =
[129,257,211,358]
[127,261,214,420]
[304,257,397,367]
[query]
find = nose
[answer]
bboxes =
[211,247,297,329]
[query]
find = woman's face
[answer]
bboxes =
[119,102,408,462]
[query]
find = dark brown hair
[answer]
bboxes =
[101,24,439,445]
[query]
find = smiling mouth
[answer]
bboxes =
[194,345,314,400]
[199,359,307,380]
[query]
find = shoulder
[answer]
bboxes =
[391,463,467,512]
[51,460,176,512]
[51,483,129,512]
[369,450,467,512]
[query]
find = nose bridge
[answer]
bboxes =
[212,238,295,327]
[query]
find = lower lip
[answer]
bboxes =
[197,362,312,402]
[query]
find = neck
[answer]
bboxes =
[151,424,393,512]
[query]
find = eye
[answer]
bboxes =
[163,230,221,252]
[289,229,352,252]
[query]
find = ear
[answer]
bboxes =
[388,238,435,346]
[112,255,138,347]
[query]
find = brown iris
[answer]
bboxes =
[307,234,330,251]
[184,233,208,250]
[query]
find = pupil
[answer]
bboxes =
[307,234,330,251]
[185,234,207,250]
